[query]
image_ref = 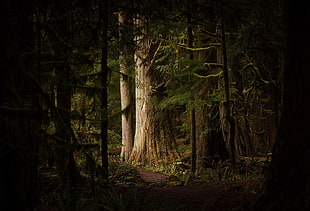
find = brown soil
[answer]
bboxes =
[137,166,171,183]
[117,167,262,211]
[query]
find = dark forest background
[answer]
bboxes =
[0,0,309,210]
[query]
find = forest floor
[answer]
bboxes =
[115,166,263,211]
[39,157,265,210]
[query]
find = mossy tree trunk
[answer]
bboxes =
[195,6,228,168]
[187,11,197,175]
[218,5,236,167]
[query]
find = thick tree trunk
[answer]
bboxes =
[130,30,154,164]
[119,12,134,162]
[129,14,179,166]
[252,2,310,210]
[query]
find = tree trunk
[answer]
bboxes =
[119,12,134,162]
[129,13,179,166]
[130,27,155,163]
[0,0,40,209]
[51,1,81,208]
[187,12,197,175]
[196,11,228,168]
[100,0,109,181]
[190,108,197,174]
[219,8,236,167]
[54,63,81,196]
[251,2,310,210]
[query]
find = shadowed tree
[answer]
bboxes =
[252,1,310,210]
[50,1,81,207]
[0,0,40,209]
[100,0,109,181]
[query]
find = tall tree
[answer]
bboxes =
[129,4,179,166]
[100,0,109,181]
[220,5,236,166]
[50,1,81,205]
[252,1,310,210]
[187,9,197,175]
[119,11,134,162]
[129,11,157,164]
[0,0,40,209]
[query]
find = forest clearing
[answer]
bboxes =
[1,0,310,210]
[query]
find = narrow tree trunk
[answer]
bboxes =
[220,9,236,167]
[119,12,134,162]
[52,3,81,206]
[100,0,109,181]
[55,63,80,193]
[187,12,197,175]
[190,108,197,174]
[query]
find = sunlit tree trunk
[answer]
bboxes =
[130,15,154,163]
[129,12,179,166]
[119,12,134,162]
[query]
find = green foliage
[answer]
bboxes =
[212,160,234,181]
[109,162,141,185]
[168,169,192,186]
[77,183,176,211]
[157,92,191,110]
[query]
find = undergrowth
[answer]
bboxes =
[38,160,143,210]
[38,150,268,210]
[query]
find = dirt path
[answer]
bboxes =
[149,180,261,210]
[137,166,170,183]
[118,167,262,210]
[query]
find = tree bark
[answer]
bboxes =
[130,20,154,163]
[129,12,179,166]
[187,12,197,175]
[219,8,236,167]
[119,12,134,162]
